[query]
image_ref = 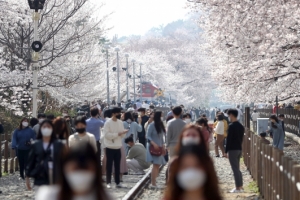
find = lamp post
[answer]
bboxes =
[104,45,110,105]
[115,48,120,105]
[132,59,136,102]
[125,54,129,101]
[27,0,45,118]
[139,63,143,102]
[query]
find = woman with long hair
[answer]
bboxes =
[122,111,142,143]
[53,117,70,144]
[35,143,112,200]
[167,125,208,183]
[196,118,213,144]
[268,115,284,151]
[12,118,36,181]
[26,120,65,190]
[164,145,223,200]
[146,111,166,188]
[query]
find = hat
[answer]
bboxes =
[259,132,267,137]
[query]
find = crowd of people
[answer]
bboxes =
[2,101,289,199]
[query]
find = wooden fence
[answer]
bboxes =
[257,108,300,137]
[0,133,19,177]
[243,107,300,200]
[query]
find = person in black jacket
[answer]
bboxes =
[226,109,245,193]
[26,119,65,190]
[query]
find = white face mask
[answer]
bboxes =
[39,119,45,123]
[138,112,141,116]
[177,168,206,191]
[185,119,191,124]
[161,117,164,121]
[182,137,200,146]
[41,128,53,137]
[127,119,132,123]
[22,122,29,127]
[65,171,94,193]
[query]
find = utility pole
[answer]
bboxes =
[125,54,129,101]
[139,63,143,102]
[105,45,110,105]
[115,48,120,105]
[132,59,136,102]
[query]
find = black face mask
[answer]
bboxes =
[76,128,86,134]
[116,114,121,119]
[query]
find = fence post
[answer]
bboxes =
[245,107,250,129]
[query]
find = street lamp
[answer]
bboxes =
[27,0,46,118]
[115,48,120,105]
[125,54,129,101]
[104,44,110,105]
[139,63,143,102]
[132,59,136,102]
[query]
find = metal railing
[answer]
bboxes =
[257,108,300,137]
[0,133,18,177]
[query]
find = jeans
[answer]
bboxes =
[228,150,243,188]
[106,148,121,184]
[17,149,30,179]
[96,142,101,166]
[138,136,146,148]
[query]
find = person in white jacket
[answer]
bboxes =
[214,115,226,157]
[103,107,128,189]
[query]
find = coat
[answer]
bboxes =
[26,139,64,186]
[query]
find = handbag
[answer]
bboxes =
[150,144,163,156]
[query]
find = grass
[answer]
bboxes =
[245,181,259,194]
[1,171,9,176]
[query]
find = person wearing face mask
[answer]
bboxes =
[166,106,186,159]
[196,118,212,146]
[68,116,97,153]
[167,125,207,183]
[164,145,222,200]
[26,120,65,190]
[146,111,167,188]
[33,113,47,135]
[35,143,113,200]
[182,113,192,124]
[103,107,129,189]
[267,115,284,151]
[136,108,149,148]
[12,118,36,181]
[144,111,154,132]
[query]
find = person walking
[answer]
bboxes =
[236,105,243,124]
[146,111,166,188]
[12,118,36,180]
[214,115,226,157]
[164,145,222,200]
[103,107,128,189]
[26,120,65,190]
[137,108,149,147]
[86,107,105,164]
[125,137,150,175]
[68,116,97,153]
[35,143,112,200]
[166,106,186,158]
[226,109,245,193]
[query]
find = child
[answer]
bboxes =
[259,132,270,145]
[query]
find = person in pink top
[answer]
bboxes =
[196,118,213,145]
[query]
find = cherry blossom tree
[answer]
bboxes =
[187,0,300,104]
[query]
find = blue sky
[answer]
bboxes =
[94,0,188,37]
